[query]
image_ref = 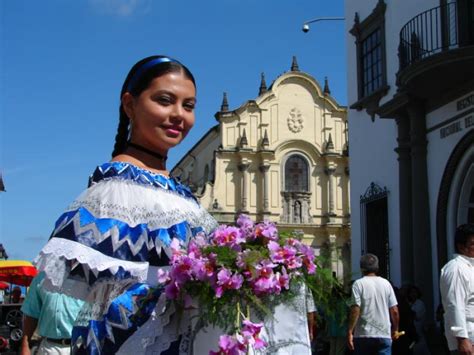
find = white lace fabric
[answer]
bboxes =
[66,179,217,233]
[116,294,193,355]
[34,238,149,298]
[34,177,217,298]
[33,170,219,353]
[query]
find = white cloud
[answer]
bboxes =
[89,0,151,17]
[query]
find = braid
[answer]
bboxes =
[111,107,130,157]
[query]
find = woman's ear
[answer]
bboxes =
[121,92,135,120]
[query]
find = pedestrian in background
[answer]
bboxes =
[20,272,84,355]
[407,285,430,354]
[440,224,474,355]
[347,253,400,355]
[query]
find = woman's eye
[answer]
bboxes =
[184,102,195,111]
[157,96,172,104]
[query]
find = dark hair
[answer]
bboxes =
[454,223,474,253]
[408,284,422,299]
[111,55,196,157]
[360,253,379,274]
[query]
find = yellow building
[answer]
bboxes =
[172,58,351,280]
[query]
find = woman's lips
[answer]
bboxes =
[164,126,182,137]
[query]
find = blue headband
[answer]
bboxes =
[126,57,176,92]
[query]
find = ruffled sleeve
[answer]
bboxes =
[34,162,218,300]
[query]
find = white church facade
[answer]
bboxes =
[172,58,351,281]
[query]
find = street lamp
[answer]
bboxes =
[302,17,345,33]
[0,244,8,260]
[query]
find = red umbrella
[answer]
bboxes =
[0,260,38,286]
[0,281,9,290]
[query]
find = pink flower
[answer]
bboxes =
[236,214,255,239]
[241,319,267,349]
[212,226,245,249]
[215,268,244,298]
[164,281,180,299]
[286,255,303,269]
[252,275,278,295]
[191,258,207,280]
[170,238,182,254]
[305,260,317,274]
[209,334,246,355]
[268,242,299,267]
[255,220,278,241]
[170,256,194,283]
[254,259,277,278]
[235,251,247,269]
[298,243,315,262]
[157,268,170,284]
[286,237,302,249]
[276,267,290,290]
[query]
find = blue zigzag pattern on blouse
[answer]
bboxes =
[89,161,197,203]
[72,282,163,355]
[51,207,203,270]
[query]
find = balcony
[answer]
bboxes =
[397,0,474,100]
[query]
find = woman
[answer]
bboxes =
[33,55,217,354]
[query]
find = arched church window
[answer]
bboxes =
[281,153,312,224]
[285,155,309,192]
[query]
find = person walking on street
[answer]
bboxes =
[347,253,400,355]
[20,272,84,355]
[440,224,474,355]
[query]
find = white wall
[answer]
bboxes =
[345,0,440,284]
[347,110,400,282]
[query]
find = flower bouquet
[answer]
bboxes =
[159,215,317,354]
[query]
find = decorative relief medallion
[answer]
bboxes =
[287,108,304,133]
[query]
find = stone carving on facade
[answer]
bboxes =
[281,191,313,224]
[287,108,304,133]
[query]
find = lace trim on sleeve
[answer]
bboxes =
[116,295,192,355]
[34,238,148,298]
[66,179,218,234]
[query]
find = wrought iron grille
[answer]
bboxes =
[399,0,474,69]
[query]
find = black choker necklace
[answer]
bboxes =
[127,142,167,161]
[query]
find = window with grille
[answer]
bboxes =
[362,28,384,96]
[349,0,389,116]
[285,155,309,192]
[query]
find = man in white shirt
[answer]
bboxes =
[347,253,399,355]
[440,224,474,355]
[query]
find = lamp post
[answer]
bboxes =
[302,17,345,33]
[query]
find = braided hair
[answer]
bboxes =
[111,55,196,157]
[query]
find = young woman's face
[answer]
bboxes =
[123,70,196,155]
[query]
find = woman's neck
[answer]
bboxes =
[112,151,168,176]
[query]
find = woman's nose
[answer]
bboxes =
[171,103,184,119]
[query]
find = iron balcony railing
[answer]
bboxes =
[399,0,474,69]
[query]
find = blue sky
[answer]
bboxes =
[0,0,346,261]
